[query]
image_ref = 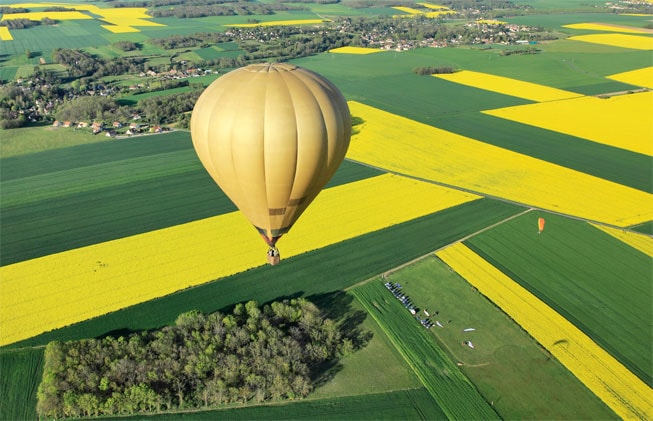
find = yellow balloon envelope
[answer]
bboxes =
[190,62,351,257]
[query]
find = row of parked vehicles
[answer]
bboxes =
[384,281,435,329]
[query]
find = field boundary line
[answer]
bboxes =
[345,158,652,236]
[345,208,532,292]
[437,243,653,419]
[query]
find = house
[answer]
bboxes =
[113,121,123,128]
[52,120,61,127]
[77,122,89,128]
[63,121,72,127]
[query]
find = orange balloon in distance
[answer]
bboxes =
[538,217,545,233]
[190,63,352,261]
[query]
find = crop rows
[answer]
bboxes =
[465,212,652,383]
[0,173,479,345]
[0,135,382,265]
[0,200,522,417]
[591,224,653,257]
[436,243,652,419]
[346,100,652,227]
[5,198,522,350]
[434,70,582,102]
[0,348,43,421]
[485,91,652,156]
[351,281,498,420]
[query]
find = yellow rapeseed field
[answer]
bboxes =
[0,174,478,346]
[591,224,653,257]
[475,19,508,25]
[0,11,92,21]
[329,46,382,54]
[563,23,653,34]
[393,6,423,14]
[347,101,653,227]
[607,66,653,89]
[2,3,163,32]
[418,3,449,10]
[436,243,653,420]
[434,70,581,102]
[484,91,653,156]
[423,10,456,18]
[0,27,13,41]
[228,19,328,27]
[568,33,653,50]
[393,6,453,18]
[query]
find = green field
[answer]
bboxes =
[5,198,523,350]
[1,2,651,419]
[466,212,653,385]
[0,124,111,158]
[0,347,43,421]
[351,281,499,420]
[102,388,444,420]
[0,132,383,265]
[0,199,522,417]
[383,257,615,419]
[294,50,651,193]
[0,1,356,62]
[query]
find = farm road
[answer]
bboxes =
[345,207,532,293]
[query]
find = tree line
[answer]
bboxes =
[413,66,456,75]
[37,298,363,418]
[149,2,298,19]
[51,48,147,80]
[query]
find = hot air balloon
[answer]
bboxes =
[538,217,545,234]
[190,62,351,264]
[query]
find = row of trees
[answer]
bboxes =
[113,0,242,8]
[0,17,55,29]
[149,2,297,18]
[413,66,456,75]
[37,299,359,418]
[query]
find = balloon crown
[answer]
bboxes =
[245,62,297,73]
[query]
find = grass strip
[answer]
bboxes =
[1,174,478,346]
[351,281,498,420]
[437,243,652,420]
[1,137,381,264]
[0,200,522,416]
[466,213,652,385]
[3,199,523,350]
[98,388,444,420]
[0,347,43,421]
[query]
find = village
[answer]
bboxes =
[1,12,553,131]
[51,117,171,137]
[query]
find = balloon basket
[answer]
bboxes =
[267,247,280,265]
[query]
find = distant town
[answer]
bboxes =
[0,0,650,132]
